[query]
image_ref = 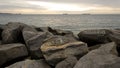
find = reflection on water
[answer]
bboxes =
[0,14,120,34]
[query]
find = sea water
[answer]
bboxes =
[0,14,120,34]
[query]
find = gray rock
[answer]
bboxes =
[108,29,120,56]
[0,40,2,45]
[36,27,74,37]
[55,56,77,68]
[6,59,51,68]
[22,26,38,42]
[109,34,120,45]
[89,44,101,51]
[35,27,48,32]
[48,27,74,36]
[2,22,27,44]
[23,27,53,59]
[0,24,5,40]
[0,43,28,67]
[27,32,53,59]
[43,35,77,45]
[41,36,88,66]
[74,42,120,68]
[0,24,5,30]
[108,29,120,46]
[78,29,112,46]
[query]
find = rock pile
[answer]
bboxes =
[0,22,119,68]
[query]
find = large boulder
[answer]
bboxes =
[41,36,88,66]
[78,29,112,46]
[2,22,27,44]
[23,27,53,59]
[55,56,77,68]
[74,42,120,68]
[0,43,28,67]
[6,59,51,68]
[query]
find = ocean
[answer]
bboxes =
[0,14,120,34]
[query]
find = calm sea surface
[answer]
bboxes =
[0,14,120,34]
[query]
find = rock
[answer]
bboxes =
[22,26,42,59]
[108,29,120,56]
[41,36,88,66]
[27,32,53,59]
[48,27,74,36]
[89,44,101,51]
[108,29,120,46]
[22,26,38,42]
[36,27,74,37]
[0,43,28,67]
[0,42,1,44]
[74,42,120,68]
[23,27,53,59]
[109,34,120,45]
[2,22,27,44]
[55,56,77,68]
[78,29,112,46]
[35,27,45,32]
[0,24,5,40]
[35,27,51,32]
[6,59,51,68]
[0,24,5,30]
[43,35,77,44]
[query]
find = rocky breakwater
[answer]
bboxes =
[0,22,120,68]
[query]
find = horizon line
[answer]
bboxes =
[1,13,120,15]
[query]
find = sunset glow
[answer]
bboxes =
[28,1,94,11]
[0,0,120,14]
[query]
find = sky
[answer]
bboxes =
[0,0,120,14]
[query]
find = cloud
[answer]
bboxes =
[0,0,46,10]
[0,0,120,14]
[27,0,120,7]
[27,1,96,11]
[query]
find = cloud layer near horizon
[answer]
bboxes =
[0,0,120,14]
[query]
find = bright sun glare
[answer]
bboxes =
[27,1,94,11]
